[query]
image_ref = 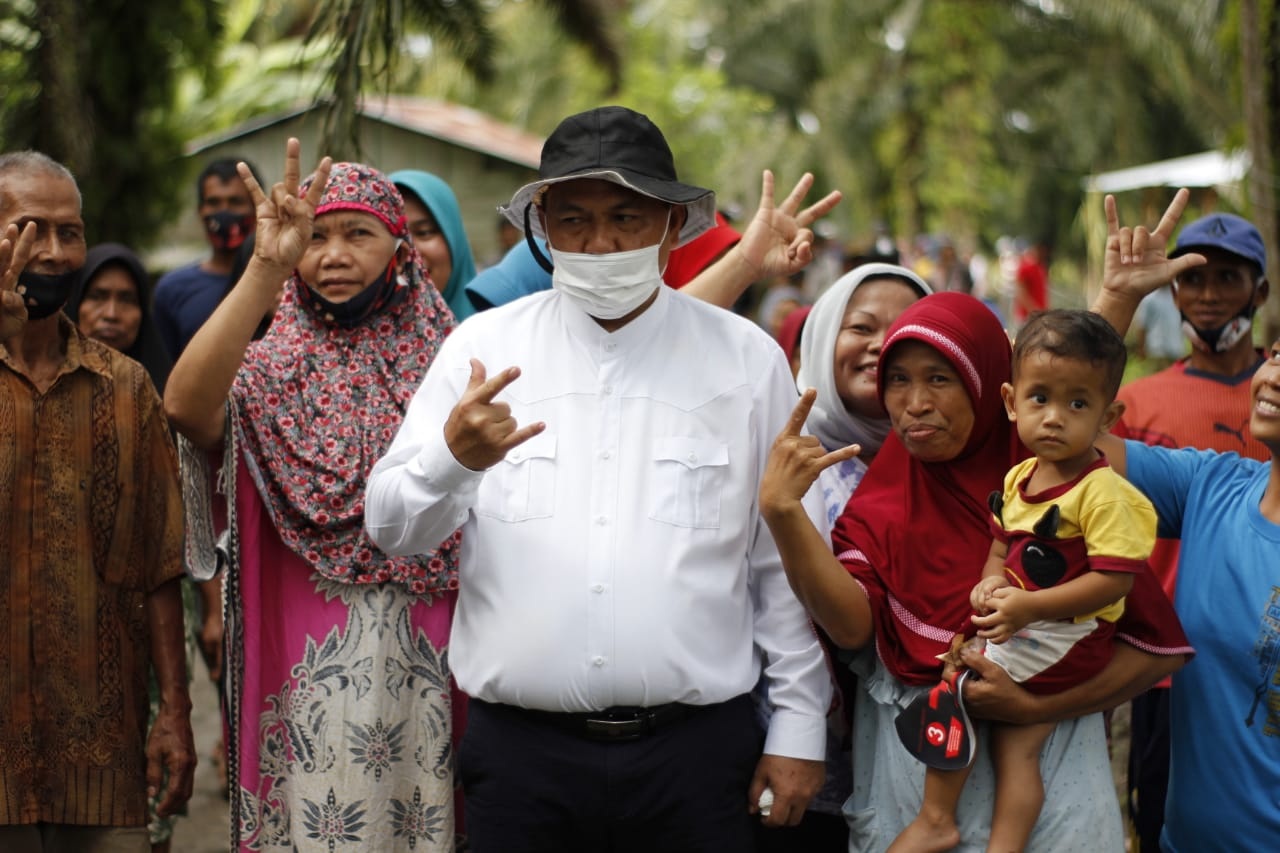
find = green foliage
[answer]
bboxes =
[305,0,498,157]
[703,0,1233,290]
[1,0,1259,286]
[0,0,223,250]
[172,0,329,143]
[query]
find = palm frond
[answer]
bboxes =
[536,0,622,92]
[304,0,496,157]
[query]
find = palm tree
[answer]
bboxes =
[303,0,623,156]
[0,0,223,248]
[711,0,1230,264]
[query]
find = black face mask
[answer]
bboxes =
[307,260,403,329]
[17,268,79,320]
[203,210,254,252]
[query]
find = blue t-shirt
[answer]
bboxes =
[153,263,230,358]
[1125,441,1280,853]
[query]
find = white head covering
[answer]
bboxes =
[796,262,932,455]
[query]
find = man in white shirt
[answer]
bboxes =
[366,106,831,852]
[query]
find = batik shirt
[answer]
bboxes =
[0,318,184,826]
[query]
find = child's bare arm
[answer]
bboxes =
[971,571,1134,644]
[970,539,1011,615]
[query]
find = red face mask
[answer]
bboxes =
[204,210,255,252]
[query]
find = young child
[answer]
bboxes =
[890,309,1158,853]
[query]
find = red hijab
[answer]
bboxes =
[833,293,1190,685]
[832,293,1019,684]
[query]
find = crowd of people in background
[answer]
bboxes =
[2,104,1278,853]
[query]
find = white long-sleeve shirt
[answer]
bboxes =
[365,286,831,760]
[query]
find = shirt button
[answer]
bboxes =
[604,342,617,352]
[595,516,608,526]
[593,656,606,666]
[600,449,612,460]
[602,385,613,395]
[591,583,605,593]
[687,452,698,463]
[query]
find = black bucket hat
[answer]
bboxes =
[501,106,717,248]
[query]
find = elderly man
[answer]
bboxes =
[366,106,833,852]
[0,151,193,853]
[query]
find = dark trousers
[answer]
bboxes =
[1127,688,1170,852]
[754,810,848,853]
[461,695,762,853]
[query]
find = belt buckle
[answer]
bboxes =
[585,714,647,741]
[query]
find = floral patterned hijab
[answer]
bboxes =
[231,162,459,594]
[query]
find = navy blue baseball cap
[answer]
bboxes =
[1171,212,1267,273]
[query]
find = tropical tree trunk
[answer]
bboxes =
[32,0,92,173]
[1241,0,1279,340]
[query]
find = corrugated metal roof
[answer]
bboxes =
[187,96,544,169]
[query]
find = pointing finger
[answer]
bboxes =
[0,222,35,291]
[303,156,334,209]
[475,365,524,403]
[1104,194,1119,238]
[282,137,302,196]
[9,222,34,280]
[464,358,489,393]
[818,443,861,470]
[497,420,547,454]
[757,170,776,214]
[783,388,817,437]
[1153,187,1191,242]
[796,189,842,228]
[1169,251,1206,279]
[778,172,815,216]
[238,162,269,209]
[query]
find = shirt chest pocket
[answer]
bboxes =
[476,432,557,523]
[649,437,730,529]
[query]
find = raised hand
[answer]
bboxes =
[0,222,36,342]
[1102,188,1205,302]
[737,171,842,280]
[240,137,332,277]
[444,359,546,471]
[760,389,860,516]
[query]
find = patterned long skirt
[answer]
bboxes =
[225,460,461,852]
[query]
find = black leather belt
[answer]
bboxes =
[479,699,711,742]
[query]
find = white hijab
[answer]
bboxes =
[796,262,932,455]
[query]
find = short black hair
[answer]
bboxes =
[197,157,261,205]
[1012,309,1127,400]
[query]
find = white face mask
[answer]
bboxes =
[548,212,670,320]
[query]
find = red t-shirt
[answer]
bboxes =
[1114,358,1267,605]
[1014,256,1048,321]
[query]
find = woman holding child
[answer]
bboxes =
[761,195,1202,851]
